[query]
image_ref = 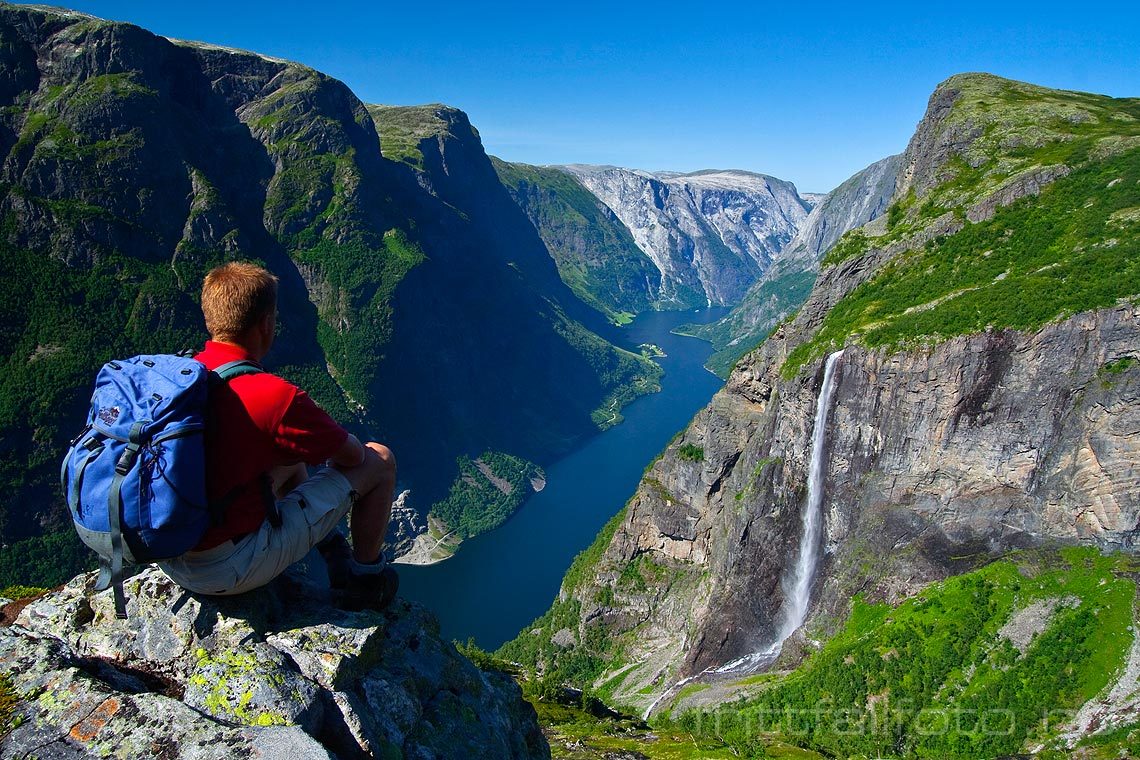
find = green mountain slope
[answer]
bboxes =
[499,74,1140,758]
[674,548,1136,759]
[491,158,662,323]
[785,144,1140,378]
[785,74,1140,377]
[364,103,663,515]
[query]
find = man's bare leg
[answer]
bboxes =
[333,442,396,564]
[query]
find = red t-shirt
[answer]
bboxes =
[195,341,349,549]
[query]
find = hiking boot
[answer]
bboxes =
[338,565,400,612]
[317,530,353,590]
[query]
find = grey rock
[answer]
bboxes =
[561,165,812,307]
[386,489,427,560]
[690,153,903,372]
[566,305,1140,716]
[0,626,333,759]
[551,628,576,648]
[5,566,549,758]
[784,154,903,265]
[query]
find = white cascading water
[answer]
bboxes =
[644,349,845,717]
[709,348,845,674]
[776,347,845,642]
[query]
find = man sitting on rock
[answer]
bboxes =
[158,262,398,608]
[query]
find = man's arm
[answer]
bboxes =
[328,433,367,469]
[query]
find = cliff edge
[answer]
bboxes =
[1,565,549,758]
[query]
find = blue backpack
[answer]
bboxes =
[61,353,262,618]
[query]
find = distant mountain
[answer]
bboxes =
[685,153,902,375]
[558,165,812,308]
[0,6,659,584]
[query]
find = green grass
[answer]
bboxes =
[536,700,735,759]
[366,103,465,169]
[0,671,21,736]
[783,146,1140,378]
[612,311,636,326]
[675,547,1136,759]
[677,444,705,462]
[0,585,48,601]
[1100,357,1137,375]
[823,74,1140,269]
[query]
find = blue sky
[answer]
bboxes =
[52,1,1140,193]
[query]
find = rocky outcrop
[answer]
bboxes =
[561,166,812,307]
[1,565,549,758]
[385,490,426,559]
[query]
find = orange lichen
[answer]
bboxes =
[69,697,120,742]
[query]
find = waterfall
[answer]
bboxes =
[643,348,845,717]
[777,347,844,641]
[711,347,846,675]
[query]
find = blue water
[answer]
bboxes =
[397,309,726,649]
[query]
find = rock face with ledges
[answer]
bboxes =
[561,165,812,307]
[1,566,549,759]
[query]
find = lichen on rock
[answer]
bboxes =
[0,565,549,758]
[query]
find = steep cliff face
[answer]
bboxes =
[364,105,661,505]
[491,158,661,322]
[684,154,903,376]
[503,74,1140,725]
[782,154,902,267]
[1,566,549,758]
[560,165,812,307]
[0,5,659,579]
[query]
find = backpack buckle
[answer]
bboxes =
[115,444,140,476]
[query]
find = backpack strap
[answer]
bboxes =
[204,360,282,528]
[98,420,146,619]
[211,359,263,384]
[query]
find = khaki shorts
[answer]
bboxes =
[159,468,355,595]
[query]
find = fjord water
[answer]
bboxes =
[398,309,727,649]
